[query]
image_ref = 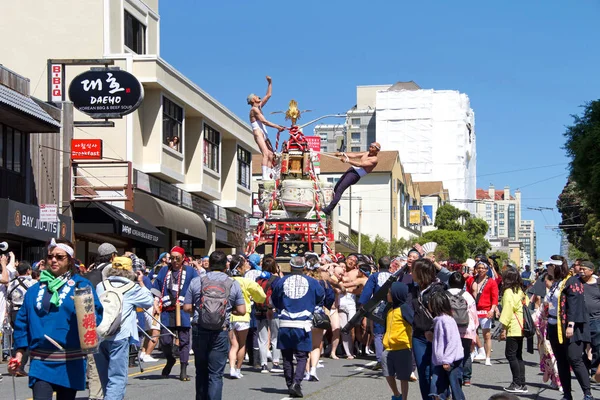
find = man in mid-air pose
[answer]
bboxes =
[248,76,286,180]
[321,143,380,215]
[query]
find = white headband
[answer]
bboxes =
[49,238,74,258]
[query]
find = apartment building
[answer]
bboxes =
[519,219,536,266]
[1,0,258,262]
[475,185,522,240]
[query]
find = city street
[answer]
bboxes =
[2,340,597,400]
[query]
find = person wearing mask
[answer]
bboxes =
[579,261,600,378]
[467,261,499,366]
[227,255,266,379]
[184,251,245,400]
[447,271,478,387]
[545,256,593,400]
[271,256,325,398]
[9,239,103,399]
[153,246,199,381]
[498,268,528,394]
[94,257,153,399]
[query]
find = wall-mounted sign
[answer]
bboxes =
[71,139,103,159]
[40,204,58,223]
[409,205,421,225]
[305,136,322,174]
[68,69,144,119]
[50,64,65,102]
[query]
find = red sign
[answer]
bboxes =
[50,64,64,102]
[304,136,322,174]
[71,139,102,160]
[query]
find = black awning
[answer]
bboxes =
[73,202,166,247]
[0,198,72,242]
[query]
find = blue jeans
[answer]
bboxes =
[193,326,230,400]
[94,338,130,400]
[374,333,384,363]
[588,319,600,374]
[430,360,465,400]
[460,338,472,381]
[412,335,432,399]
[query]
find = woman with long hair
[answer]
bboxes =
[9,239,103,400]
[228,255,266,379]
[498,268,528,394]
[411,258,446,399]
[545,255,593,400]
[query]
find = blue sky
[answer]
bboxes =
[159,0,600,260]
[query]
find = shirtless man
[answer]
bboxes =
[248,76,286,180]
[321,142,380,214]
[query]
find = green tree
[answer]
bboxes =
[487,250,510,267]
[435,204,471,231]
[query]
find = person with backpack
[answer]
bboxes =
[153,246,199,381]
[447,271,479,387]
[496,267,529,394]
[227,255,266,379]
[9,239,103,400]
[271,255,325,398]
[93,256,153,399]
[255,256,284,373]
[7,261,34,376]
[184,251,245,400]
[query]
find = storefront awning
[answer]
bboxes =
[134,191,207,240]
[73,202,166,247]
[0,199,72,242]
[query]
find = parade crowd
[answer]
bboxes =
[0,241,599,400]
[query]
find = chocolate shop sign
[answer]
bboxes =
[68,69,144,118]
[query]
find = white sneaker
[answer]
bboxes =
[485,358,492,366]
[189,349,194,355]
[317,360,325,368]
[303,371,310,381]
[141,353,158,362]
[309,367,319,381]
[244,353,249,362]
[230,367,242,379]
[473,349,486,361]
[365,347,374,355]
[237,368,244,378]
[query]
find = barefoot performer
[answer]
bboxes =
[248,76,286,180]
[321,143,381,215]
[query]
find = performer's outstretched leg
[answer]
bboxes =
[322,169,361,214]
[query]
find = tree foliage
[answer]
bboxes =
[558,101,600,261]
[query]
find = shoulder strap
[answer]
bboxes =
[7,277,28,298]
[105,280,136,295]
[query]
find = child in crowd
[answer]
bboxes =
[382,282,414,400]
[429,291,466,400]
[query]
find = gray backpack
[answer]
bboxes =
[449,290,470,327]
[199,276,233,330]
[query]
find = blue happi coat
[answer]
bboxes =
[153,265,198,328]
[271,271,325,352]
[13,274,103,390]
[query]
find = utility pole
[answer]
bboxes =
[358,198,363,253]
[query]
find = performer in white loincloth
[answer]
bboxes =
[248,76,286,180]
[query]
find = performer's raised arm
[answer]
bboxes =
[261,76,272,107]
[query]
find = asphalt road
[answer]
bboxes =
[1,340,599,399]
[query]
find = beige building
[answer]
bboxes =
[475,185,522,241]
[1,0,258,262]
[415,181,449,234]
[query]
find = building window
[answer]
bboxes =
[499,205,504,211]
[320,146,327,152]
[499,228,505,235]
[327,177,340,184]
[486,204,491,210]
[203,124,220,172]
[163,97,183,152]
[486,212,491,218]
[499,213,505,219]
[319,133,327,140]
[351,146,360,152]
[124,10,146,54]
[499,221,505,226]
[351,118,360,127]
[0,124,25,174]
[237,146,251,189]
[351,132,361,143]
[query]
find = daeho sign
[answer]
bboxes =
[68,69,144,118]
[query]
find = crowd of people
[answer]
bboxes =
[1,242,599,400]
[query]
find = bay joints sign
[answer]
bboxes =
[68,68,144,118]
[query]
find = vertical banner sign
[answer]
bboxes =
[40,204,58,223]
[409,206,421,225]
[50,64,64,102]
[305,136,322,174]
[71,139,103,160]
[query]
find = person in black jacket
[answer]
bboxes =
[545,255,593,400]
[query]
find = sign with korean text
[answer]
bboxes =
[71,139,103,160]
[50,64,64,102]
[305,136,322,174]
[40,204,58,223]
[409,206,421,225]
[68,69,144,118]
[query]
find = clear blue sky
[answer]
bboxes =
[159,0,600,261]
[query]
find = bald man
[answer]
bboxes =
[322,143,380,215]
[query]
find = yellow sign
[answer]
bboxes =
[409,207,421,225]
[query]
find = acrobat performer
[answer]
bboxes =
[248,76,286,180]
[321,142,380,215]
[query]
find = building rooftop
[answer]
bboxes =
[415,181,445,197]
[476,189,515,201]
[387,81,421,91]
